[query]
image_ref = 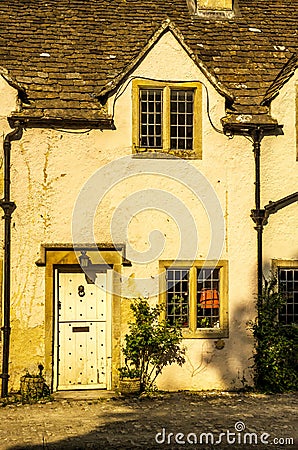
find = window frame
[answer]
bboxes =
[272,259,298,325]
[159,260,229,338]
[132,79,202,159]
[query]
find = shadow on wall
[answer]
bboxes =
[211,301,255,389]
[159,301,255,391]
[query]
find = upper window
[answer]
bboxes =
[132,80,202,158]
[278,267,298,325]
[159,261,228,338]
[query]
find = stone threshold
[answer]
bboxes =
[53,390,117,400]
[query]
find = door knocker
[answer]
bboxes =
[78,285,85,297]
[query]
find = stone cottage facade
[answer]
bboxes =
[0,0,297,394]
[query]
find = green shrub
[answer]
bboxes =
[121,298,186,392]
[117,366,140,380]
[252,277,298,392]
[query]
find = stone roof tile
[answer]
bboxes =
[0,0,297,123]
[262,53,298,105]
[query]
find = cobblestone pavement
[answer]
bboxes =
[0,392,297,450]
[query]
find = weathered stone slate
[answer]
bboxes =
[0,0,296,121]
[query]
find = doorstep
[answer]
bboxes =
[53,390,117,401]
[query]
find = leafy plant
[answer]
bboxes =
[251,276,298,392]
[118,364,140,380]
[121,298,186,392]
[197,316,211,328]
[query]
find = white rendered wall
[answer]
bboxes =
[2,33,296,391]
[262,70,298,271]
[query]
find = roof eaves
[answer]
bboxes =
[0,66,26,94]
[0,66,28,105]
[221,112,283,138]
[261,53,298,106]
[95,18,234,103]
[8,115,114,130]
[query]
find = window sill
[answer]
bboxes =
[132,147,201,160]
[182,328,229,339]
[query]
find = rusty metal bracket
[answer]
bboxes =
[264,192,298,218]
[250,209,268,229]
[0,200,16,217]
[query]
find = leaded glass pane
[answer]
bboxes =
[170,89,194,150]
[166,268,189,327]
[197,268,220,328]
[139,89,162,148]
[279,268,298,324]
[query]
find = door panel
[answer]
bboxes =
[58,321,106,388]
[57,272,108,390]
[59,273,106,322]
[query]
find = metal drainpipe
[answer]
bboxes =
[0,121,23,398]
[250,127,266,310]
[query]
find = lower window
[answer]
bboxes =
[160,261,228,338]
[278,267,298,324]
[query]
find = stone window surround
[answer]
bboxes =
[159,260,229,339]
[132,79,202,159]
[272,259,298,325]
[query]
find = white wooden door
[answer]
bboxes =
[57,272,108,390]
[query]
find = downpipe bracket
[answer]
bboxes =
[0,373,10,380]
[1,325,11,333]
[250,209,268,229]
[0,200,16,217]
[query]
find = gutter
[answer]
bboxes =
[0,121,23,398]
[8,116,115,130]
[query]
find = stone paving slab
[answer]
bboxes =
[0,392,297,449]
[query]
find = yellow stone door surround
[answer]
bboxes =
[35,243,127,391]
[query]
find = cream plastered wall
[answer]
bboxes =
[262,70,298,272]
[0,31,279,391]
